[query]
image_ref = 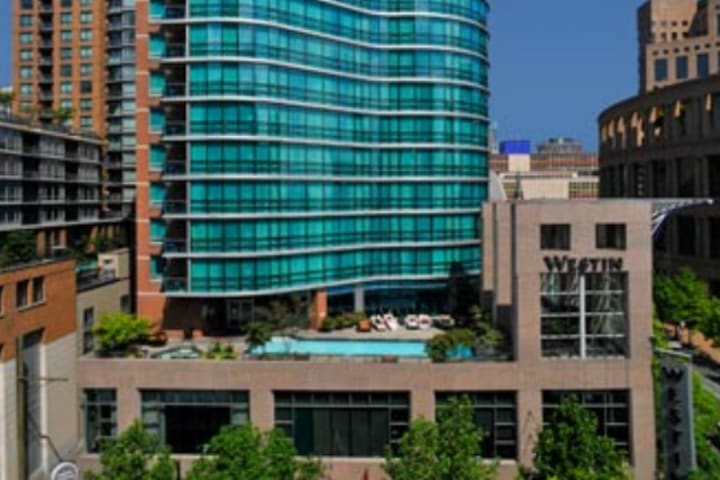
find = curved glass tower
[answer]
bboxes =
[145,0,489,315]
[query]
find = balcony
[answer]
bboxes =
[39,57,53,66]
[163,201,186,214]
[163,238,187,253]
[39,22,54,32]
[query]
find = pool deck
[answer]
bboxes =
[294,327,443,341]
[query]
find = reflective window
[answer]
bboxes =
[436,392,517,459]
[540,272,628,358]
[141,390,249,453]
[84,389,117,453]
[275,391,409,457]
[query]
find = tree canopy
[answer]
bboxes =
[0,230,37,268]
[185,424,325,480]
[384,396,497,480]
[530,397,630,480]
[84,421,175,480]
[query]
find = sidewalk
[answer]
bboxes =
[664,323,720,364]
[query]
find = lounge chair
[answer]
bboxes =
[404,315,419,330]
[433,315,456,329]
[418,314,432,330]
[384,313,400,331]
[371,315,388,331]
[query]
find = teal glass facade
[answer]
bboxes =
[154,0,489,297]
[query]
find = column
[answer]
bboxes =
[353,284,364,313]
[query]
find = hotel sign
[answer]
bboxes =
[544,256,623,273]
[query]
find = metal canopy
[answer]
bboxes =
[652,198,714,238]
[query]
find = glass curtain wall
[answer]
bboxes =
[154,0,490,296]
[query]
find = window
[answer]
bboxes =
[61,48,72,59]
[150,256,165,281]
[80,12,93,23]
[677,216,696,256]
[20,33,32,45]
[710,218,720,259]
[80,81,92,94]
[16,280,29,309]
[80,64,92,76]
[32,277,44,304]
[20,50,32,61]
[142,390,248,453]
[436,392,517,459]
[275,391,410,457]
[80,47,92,59]
[654,58,668,81]
[596,224,626,250]
[120,294,131,313]
[676,56,688,79]
[82,308,94,354]
[543,390,630,455]
[60,64,72,77]
[540,224,570,250]
[541,272,627,358]
[61,82,72,94]
[61,30,72,43]
[697,53,710,78]
[20,67,32,80]
[20,15,32,27]
[80,29,93,42]
[61,13,72,24]
[23,331,43,475]
[85,389,117,453]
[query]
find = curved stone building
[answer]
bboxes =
[136,0,490,327]
[599,75,720,291]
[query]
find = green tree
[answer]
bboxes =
[185,424,324,480]
[245,321,272,353]
[84,421,175,480]
[0,90,13,110]
[385,396,497,480]
[530,397,630,480]
[92,312,152,354]
[687,373,720,480]
[655,268,712,329]
[0,230,37,268]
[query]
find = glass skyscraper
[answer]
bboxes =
[140,0,489,319]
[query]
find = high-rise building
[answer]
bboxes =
[12,0,137,217]
[638,0,720,92]
[601,1,720,292]
[135,0,491,329]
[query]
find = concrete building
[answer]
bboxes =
[12,0,137,217]
[638,0,720,92]
[599,74,720,293]
[0,258,78,480]
[0,247,131,480]
[75,200,656,480]
[490,138,599,200]
[136,0,490,329]
[0,113,122,253]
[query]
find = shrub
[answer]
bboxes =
[246,322,272,352]
[92,312,151,354]
[426,329,477,363]
[319,317,337,332]
[204,342,238,360]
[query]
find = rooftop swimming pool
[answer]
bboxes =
[251,336,429,358]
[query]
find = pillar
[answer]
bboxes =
[353,284,365,313]
[309,289,327,330]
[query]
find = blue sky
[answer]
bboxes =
[0,1,639,150]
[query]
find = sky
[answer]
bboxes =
[0,1,640,150]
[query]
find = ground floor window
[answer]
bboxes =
[436,391,517,459]
[274,391,410,457]
[141,390,249,453]
[542,390,631,456]
[84,389,117,453]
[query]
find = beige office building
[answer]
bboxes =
[76,200,656,480]
[639,0,720,92]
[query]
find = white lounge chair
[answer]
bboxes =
[384,313,399,331]
[404,314,419,330]
[371,315,388,331]
[418,314,432,330]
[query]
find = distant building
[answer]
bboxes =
[490,138,599,200]
[12,0,136,217]
[0,114,122,254]
[638,0,720,92]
